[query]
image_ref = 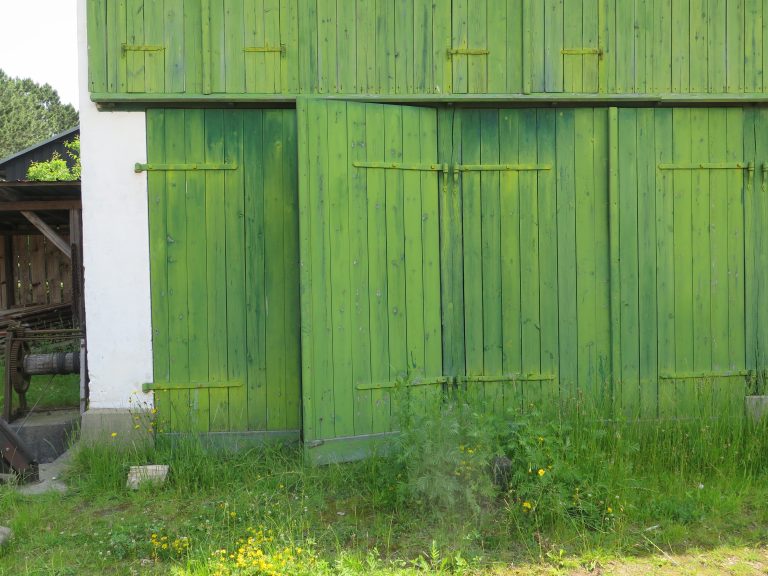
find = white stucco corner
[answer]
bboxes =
[78,0,154,410]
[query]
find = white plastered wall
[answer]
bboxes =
[78,0,154,410]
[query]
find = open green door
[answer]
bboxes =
[297,98,444,463]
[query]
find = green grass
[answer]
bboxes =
[2,398,768,575]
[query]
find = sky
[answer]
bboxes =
[0,0,79,108]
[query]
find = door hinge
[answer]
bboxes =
[352,161,448,173]
[657,162,752,170]
[244,44,286,55]
[447,47,490,58]
[561,47,603,57]
[122,44,165,53]
[658,370,750,381]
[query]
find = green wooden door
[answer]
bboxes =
[615,108,757,419]
[297,99,443,462]
[145,109,301,437]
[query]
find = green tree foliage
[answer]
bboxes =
[0,69,79,159]
[26,137,81,181]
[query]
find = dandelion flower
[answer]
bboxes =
[538,468,546,477]
[111,432,118,438]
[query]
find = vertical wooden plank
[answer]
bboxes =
[202,0,212,94]
[618,109,640,418]
[480,110,503,412]
[500,110,523,413]
[726,0,745,92]
[375,0,392,93]
[582,0,599,92]
[420,108,442,402]
[282,111,301,429]
[433,0,452,93]
[439,109,465,378]
[673,109,694,375]
[356,0,371,92]
[655,108,675,418]
[336,0,357,93]
[708,0,727,92]
[592,109,611,409]
[126,0,146,93]
[244,110,267,431]
[506,0,523,93]
[184,0,203,94]
[164,109,190,431]
[224,0,245,93]
[402,106,426,410]
[280,0,300,93]
[745,0,763,92]
[575,109,598,406]
[264,111,288,430]
[652,0,672,92]
[296,98,316,440]
[600,0,614,93]
[709,110,729,376]
[755,110,768,380]
[385,105,407,422]
[395,0,414,93]
[563,0,582,92]
[327,101,354,436]
[164,0,185,93]
[365,104,391,432]
[30,238,46,305]
[451,0,468,93]
[691,109,712,378]
[743,108,756,372]
[412,0,430,93]
[539,110,559,411]
[244,0,266,93]
[671,0,690,92]
[461,110,484,406]
[209,0,227,92]
[205,110,229,431]
[689,0,708,92]
[347,103,372,435]
[467,0,488,93]
[87,0,109,93]
[483,0,508,94]
[107,0,127,93]
[614,0,634,92]
[608,107,620,409]
[263,0,281,93]
[317,0,337,92]
[185,110,210,432]
[544,0,564,92]
[556,109,577,404]
[519,109,542,406]
[636,108,658,418]
[224,111,248,431]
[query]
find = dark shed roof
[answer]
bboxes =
[0,126,80,181]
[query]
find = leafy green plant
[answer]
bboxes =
[26,136,81,181]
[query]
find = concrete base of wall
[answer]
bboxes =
[10,409,80,464]
[79,408,153,446]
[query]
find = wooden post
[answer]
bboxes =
[3,236,14,310]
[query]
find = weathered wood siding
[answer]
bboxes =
[298,101,767,461]
[145,109,300,435]
[89,0,768,98]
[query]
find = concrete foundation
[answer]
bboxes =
[79,408,153,447]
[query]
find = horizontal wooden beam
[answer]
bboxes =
[92,92,768,106]
[20,211,71,259]
[0,200,81,212]
[142,380,244,392]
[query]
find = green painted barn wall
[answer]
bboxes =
[146,108,301,436]
[297,100,768,461]
[88,0,768,99]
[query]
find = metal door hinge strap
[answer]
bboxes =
[143,380,243,392]
[658,370,749,380]
[356,373,555,390]
[244,44,286,54]
[561,47,603,56]
[457,164,552,172]
[658,162,751,170]
[122,44,165,52]
[135,163,238,173]
[353,162,448,172]
[447,48,490,57]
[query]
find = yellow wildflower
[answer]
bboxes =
[538,468,546,477]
